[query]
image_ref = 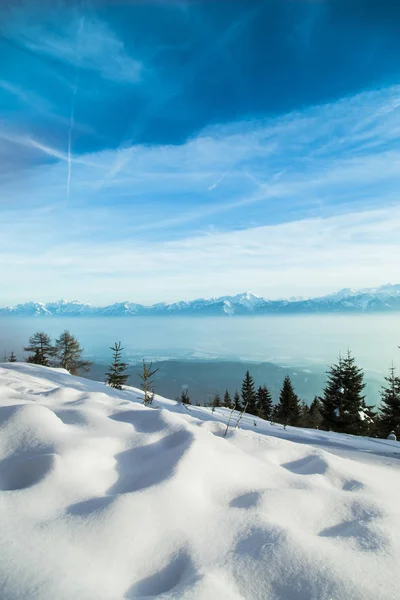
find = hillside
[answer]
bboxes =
[0,364,399,599]
[87,359,329,406]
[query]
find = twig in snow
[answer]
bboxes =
[234,401,249,430]
[223,404,237,437]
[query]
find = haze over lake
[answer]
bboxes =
[1,314,399,376]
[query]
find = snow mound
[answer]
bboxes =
[1,364,400,600]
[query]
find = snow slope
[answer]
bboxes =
[1,364,400,600]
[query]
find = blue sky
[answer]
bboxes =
[1,0,400,304]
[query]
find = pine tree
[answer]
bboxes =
[271,403,279,424]
[223,390,233,409]
[233,390,242,412]
[24,332,54,366]
[297,401,307,427]
[241,370,257,416]
[274,375,301,427]
[8,351,17,363]
[54,331,91,375]
[255,385,273,420]
[308,396,323,429]
[379,366,400,438]
[360,398,377,436]
[179,388,191,405]
[321,351,367,435]
[105,342,129,389]
[211,393,222,408]
[139,360,159,406]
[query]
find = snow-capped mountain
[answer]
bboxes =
[97,302,144,316]
[2,300,94,317]
[1,284,400,317]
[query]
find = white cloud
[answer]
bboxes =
[0,80,52,112]
[14,15,142,83]
[1,205,399,304]
[1,84,400,303]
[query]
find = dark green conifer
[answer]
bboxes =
[54,331,92,375]
[256,385,273,420]
[274,375,301,427]
[233,390,242,412]
[321,351,368,435]
[298,400,310,427]
[241,370,257,416]
[308,397,323,429]
[223,390,233,409]
[105,342,129,389]
[211,393,222,408]
[179,388,191,405]
[24,332,54,366]
[379,366,400,438]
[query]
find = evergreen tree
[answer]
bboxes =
[24,332,54,366]
[139,360,159,406]
[379,366,400,438]
[179,388,191,405]
[211,393,222,408]
[274,375,301,427]
[233,390,242,412]
[271,403,279,424]
[256,385,273,420]
[54,331,92,375]
[321,351,368,435]
[308,396,323,429]
[241,370,257,416]
[223,390,233,409]
[105,342,129,389]
[360,398,377,436]
[298,400,310,427]
[8,352,17,363]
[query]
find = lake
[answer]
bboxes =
[1,314,399,376]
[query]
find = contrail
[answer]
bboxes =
[207,169,229,192]
[94,4,261,197]
[66,15,85,206]
[66,80,78,204]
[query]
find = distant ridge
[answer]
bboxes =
[2,285,400,317]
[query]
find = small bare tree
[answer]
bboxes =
[234,401,249,430]
[223,402,237,437]
[139,360,159,406]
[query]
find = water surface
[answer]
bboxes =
[1,315,399,377]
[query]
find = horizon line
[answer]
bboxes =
[1,282,399,310]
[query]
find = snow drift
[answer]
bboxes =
[0,363,400,600]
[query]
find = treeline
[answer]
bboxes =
[5,331,92,374]
[4,334,158,407]
[4,334,400,440]
[178,350,400,440]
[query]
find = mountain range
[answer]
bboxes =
[1,284,400,317]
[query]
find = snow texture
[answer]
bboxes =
[1,363,400,600]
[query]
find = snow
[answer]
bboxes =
[1,363,400,600]
[2,284,400,316]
